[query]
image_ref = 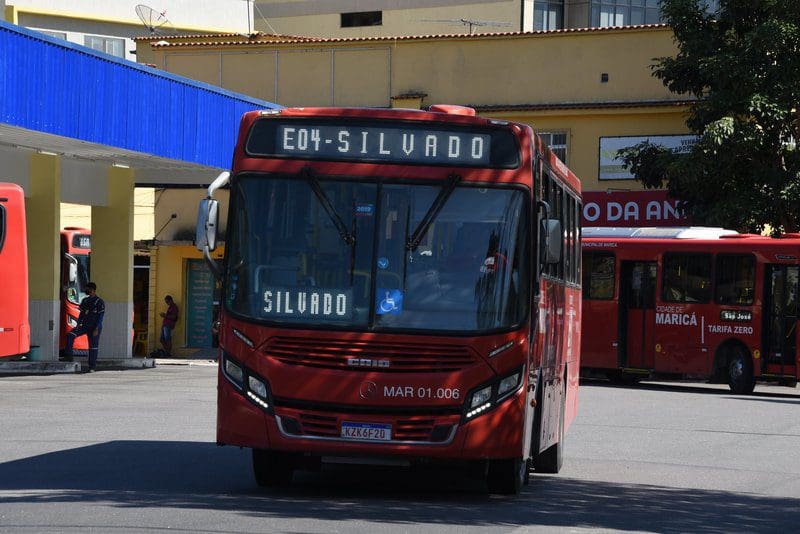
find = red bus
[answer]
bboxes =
[581,226,800,394]
[196,105,582,494]
[0,183,30,358]
[60,227,92,355]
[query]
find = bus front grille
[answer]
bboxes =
[266,337,478,372]
[278,409,456,443]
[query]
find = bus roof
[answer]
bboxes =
[583,226,739,239]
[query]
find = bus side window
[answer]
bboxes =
[715,254,755,305]
[662,253,712,303]
[582,251,615,299]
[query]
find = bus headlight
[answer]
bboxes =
[465,385,493,419]
[463,366,524,421]
[223,357,244,389]
[497,371,521,398]
[470,385,493,409]
[222,353,275,414]
[247,375,271,410]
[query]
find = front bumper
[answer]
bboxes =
[216,367,526,460]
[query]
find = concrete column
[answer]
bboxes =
[91,166,134,359]
[26,152,61,361]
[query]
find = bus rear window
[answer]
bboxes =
[582,251,615,299]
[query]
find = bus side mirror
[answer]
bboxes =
[68,262,77,283]
[541,219,562,264]
[196,198,219,252]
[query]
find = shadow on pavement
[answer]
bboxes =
[0,440,797,532]
[582,378,800,400]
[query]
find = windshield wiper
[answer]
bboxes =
[406,173,461,251]
[303,168,355,246]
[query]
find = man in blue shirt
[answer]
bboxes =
[65,282,105,372]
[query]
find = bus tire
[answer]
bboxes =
[727,346,756,395]
[606,370,641,386]
[486,457,526,495]
[252,449,295,487]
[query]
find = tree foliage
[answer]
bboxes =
[621,0,800,233]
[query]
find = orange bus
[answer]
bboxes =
[59,227,92,355]
[0,183,30,358]
[197,105,582,494]
[581,226,800,393]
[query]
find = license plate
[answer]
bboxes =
[341,422,392,441]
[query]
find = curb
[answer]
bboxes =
[155,358,218,367]
[0,361,81,374]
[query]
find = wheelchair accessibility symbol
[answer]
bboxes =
[377,289,403,315]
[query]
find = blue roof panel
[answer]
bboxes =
[0,20,279,169]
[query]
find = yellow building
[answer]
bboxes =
[137,25,690,192]
[250,0,671,37]
[136,23,693,354]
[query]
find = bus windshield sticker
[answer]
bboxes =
[261,287,352,319]
[355,204,374,216]
[376,289,403,315]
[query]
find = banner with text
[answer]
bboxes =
[582,190,687,227]
[599,135,696,180]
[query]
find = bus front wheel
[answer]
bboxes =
[727,347,756,395]
[486,457,526,495]
[252,449,295,487]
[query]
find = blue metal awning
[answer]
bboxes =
[0,20,280,182]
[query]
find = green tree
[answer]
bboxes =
[621,0,800,233]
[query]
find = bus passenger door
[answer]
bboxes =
[619,261,657,369]
[763,265,798,375]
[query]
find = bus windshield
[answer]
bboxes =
[65,253,91,305]
[225,173,529,333]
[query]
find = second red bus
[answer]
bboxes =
[581,226,800,393]
[60,227,92,355]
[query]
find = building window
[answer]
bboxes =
[539,131,568,163]
[591,0,663,28]
[534,1,563,30]
[84,35,125,58]
[37,29,67,40]
[341,11,382,28]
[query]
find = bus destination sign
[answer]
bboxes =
[244,118,522,167]
[276,125,491,165]
[261,287,352,321]
[72,234,91,249]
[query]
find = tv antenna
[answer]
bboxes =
[420,18,513,35]
[135,4,172,35]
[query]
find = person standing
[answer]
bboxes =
[159,295,179,357]
[65,281,105,372]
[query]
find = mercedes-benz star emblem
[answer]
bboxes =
[359,380,377,399]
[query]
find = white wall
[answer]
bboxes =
[9,0,254,32]
[10,0,254,61]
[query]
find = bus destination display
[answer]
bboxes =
[277,125,491,165]
[244,118,522,167]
